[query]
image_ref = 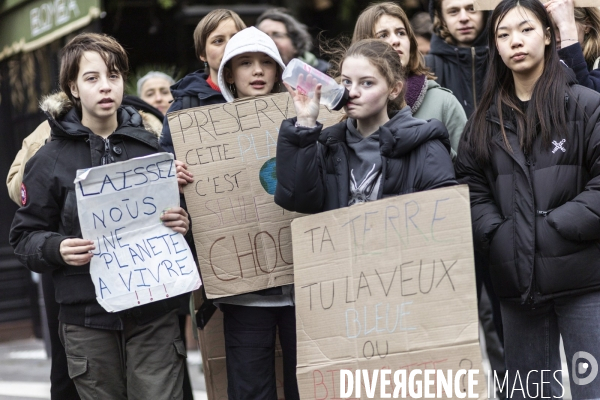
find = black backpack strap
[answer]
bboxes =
[195,286,216,330]
[181,95,201,110]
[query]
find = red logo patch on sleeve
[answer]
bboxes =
[20,183,27,206]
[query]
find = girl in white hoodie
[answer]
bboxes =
[215,27,298,400]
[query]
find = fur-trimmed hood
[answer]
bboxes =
[39,92,162,139]
[39,91,72,120]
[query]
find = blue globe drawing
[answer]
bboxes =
[259,157,277,195]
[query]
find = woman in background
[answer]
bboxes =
[137,71,175,116]
[352,2,466,158]
[547,0,600,91]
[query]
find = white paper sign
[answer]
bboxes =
[75,152,201,312]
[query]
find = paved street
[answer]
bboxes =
[0,329,573,400]
[0,338,207,400]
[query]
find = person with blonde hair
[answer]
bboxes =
[547,0,600,91]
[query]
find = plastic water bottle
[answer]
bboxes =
[282,58,349,111]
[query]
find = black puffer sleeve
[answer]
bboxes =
[274,118,325,214]
[455,144,505,253]
[160,98,184,155]
[10,148,69,273]
[546,91,600,241]
[418,139,458,191]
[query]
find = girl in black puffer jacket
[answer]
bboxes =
[275,39,456,215]
[455,0,600,396]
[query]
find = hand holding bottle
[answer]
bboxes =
[282,58,349,113]
[284,74,321,128]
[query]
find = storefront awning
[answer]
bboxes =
[0,0,101,61]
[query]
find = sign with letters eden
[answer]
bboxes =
[292,185,487,399]
[75,153,201,312]
[169,93,342,299]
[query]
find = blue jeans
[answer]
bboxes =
[501,291,600,399]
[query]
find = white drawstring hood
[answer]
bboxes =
[217,27,286,102]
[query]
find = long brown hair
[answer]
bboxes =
[352,2,433,79]
[575,7,600,68]
[329,39,406,115]
[461,0,569,163]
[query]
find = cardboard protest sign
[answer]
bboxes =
[198,309,286,400]
[474,0,599,10]
[169,93,342,299]
[75,153,201,312]
[292,185,487,399]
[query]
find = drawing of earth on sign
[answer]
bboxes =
[259,157,277,195]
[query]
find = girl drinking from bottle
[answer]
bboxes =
[275,38,456,213]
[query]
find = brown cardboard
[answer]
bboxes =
[169,93,342,299]
[198,309,286,400]
[292,185,487,399]
[474,0,600,10]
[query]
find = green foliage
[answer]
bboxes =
[157,0,176,10]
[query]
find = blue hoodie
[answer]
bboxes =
[160,70,225,154]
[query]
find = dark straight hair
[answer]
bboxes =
[59,33,129,111]
[461,0,569,163]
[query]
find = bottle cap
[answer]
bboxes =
[332,88,349,111]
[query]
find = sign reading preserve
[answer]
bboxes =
[75,153,201,312]
[169,93,342,299]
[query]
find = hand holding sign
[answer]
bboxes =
[160,206,190,235]
[174,159,194,193]
[168,93,343,299]
[60,238,95,266]
[75,152,201,312]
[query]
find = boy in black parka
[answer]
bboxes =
[10,33,191,400]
